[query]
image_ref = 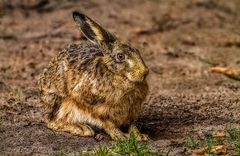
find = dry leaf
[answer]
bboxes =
[210,145,227,154]
[193,145,227,155]
[193,146,208,155]
[212,131,227,137]
[209,67,240,76]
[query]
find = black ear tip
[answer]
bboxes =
[72,11,85,21]
[72,11,80,17]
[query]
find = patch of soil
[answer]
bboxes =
[1,0,240,155]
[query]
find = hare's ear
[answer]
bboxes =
[72,11,116,45]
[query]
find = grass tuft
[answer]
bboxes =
[184,127,240,155]
[90,131,163,156]
[183,138,201,149]
[226,127,240,140]
[54,131,168,156]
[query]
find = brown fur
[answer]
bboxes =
[38,11,149,140]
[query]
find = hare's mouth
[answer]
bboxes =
[126,73,147,83]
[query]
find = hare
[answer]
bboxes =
[38,11,149,140]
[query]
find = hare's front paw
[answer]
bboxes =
[137,133,149,141]
[129,124,149,141]
[109,129,128,141]
[129,131,149,141]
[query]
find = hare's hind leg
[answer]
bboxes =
[40,93,62,123]
[47,120,94,136]
[42,94,94,137]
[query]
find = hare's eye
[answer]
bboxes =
[116,53,125,62]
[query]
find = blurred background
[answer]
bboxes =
[1,0,240,155]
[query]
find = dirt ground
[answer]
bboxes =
[1,0,240,155]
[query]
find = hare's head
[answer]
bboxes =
[73,11,149,82]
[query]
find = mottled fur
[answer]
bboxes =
[39,11,149,140]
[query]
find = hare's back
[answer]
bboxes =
[59,43,103,70]
[39,43,102,94]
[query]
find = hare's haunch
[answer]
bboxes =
[39,11,149,140]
